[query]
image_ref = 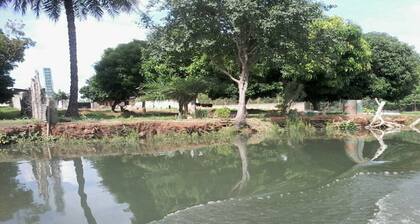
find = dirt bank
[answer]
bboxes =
[0,119,232,139]
[270,114,412,128]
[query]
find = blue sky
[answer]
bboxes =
[1,0,420,91]
[326,0,420,51]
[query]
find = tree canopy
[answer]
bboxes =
[53,90,69,101]
[143,0,325,126]
[81,40,147,111]
[365,32,420,101]
[297,17,372,108]
[0,21,33,103]
[142,51,211,116]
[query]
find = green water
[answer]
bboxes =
[1,132,420,224]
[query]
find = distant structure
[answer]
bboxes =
[43,68,55,97]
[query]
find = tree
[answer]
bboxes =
[206,66,284,103]
[0,21,33,103]
[143,76,208,117]
[80,77,108,103]
[1,0,137,117]
[297,17,372,110]
[397,82,420,111]
[365,32,420,101]
[142,54,210,117]
[53,89,69,101]
[143,0,324,127]
[81,40,147,112]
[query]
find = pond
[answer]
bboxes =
[0,131,420,224]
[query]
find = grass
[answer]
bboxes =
[58,109,178,122]
[0,107,37,128]
[402,111,420,116]
[0,106,22,120]
[0,126,239,159]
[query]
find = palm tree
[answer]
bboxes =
[0,0,137,117]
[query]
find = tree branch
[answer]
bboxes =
[210,59,239,83]
[218,66,240,84]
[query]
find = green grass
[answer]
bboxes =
[0,107,36,127]
[0,107,22,120]
[402,111,420,116]
[58,109,178,122]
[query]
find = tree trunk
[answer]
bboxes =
[190,99,196,114]
[178,101,184,118]
[111,101,119,112]
[183,103,188,115]
[141,101,146,113]
[235,75,248,128]
[64,0,79,117]
[311,101,320,111]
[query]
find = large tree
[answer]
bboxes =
[0,21,33,103]
[143,0,324,127]
[81,40,147,112]
[298,17,372,109]
[141,48,210,117]
[365,32,420,101]
[1,0,137,117]
[80,77,108,102]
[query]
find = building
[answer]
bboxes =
[43,68,54,97]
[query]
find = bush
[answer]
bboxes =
[339,121,358,132]
[325,120,359,136]
[214,108,231,118]
[194,109,208,119]
[0,133,11,145]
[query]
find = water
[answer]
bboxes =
[0,132,420,224]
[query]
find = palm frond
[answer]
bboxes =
[0,0,32,14]
[42,0,62,21]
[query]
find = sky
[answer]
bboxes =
[0,4,149,91]
[1,0,420,92]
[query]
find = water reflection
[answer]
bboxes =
[0,163,33,222]
[344,137,368,164]
[74,158,97,224]
[0,131,419,223]
[231,135,250,193]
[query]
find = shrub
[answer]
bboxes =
[0,133,11,145]
[214,108,231,118]
[194,109,208,119]
[325,120,358,136]
[339,121,358,132]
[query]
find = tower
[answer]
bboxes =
[43,68,54,97]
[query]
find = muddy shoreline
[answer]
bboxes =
[0,119,232,139]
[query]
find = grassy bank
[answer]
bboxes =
[0,126,239,161]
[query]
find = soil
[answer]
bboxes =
[270,114,413,128]
[0,119,232,139]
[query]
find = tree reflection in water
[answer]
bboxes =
[231,135,250,193]
[0,163,34,222]
[344,128,410,164]
[74,158,98,224]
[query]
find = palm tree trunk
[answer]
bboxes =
[64,0,79,117]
